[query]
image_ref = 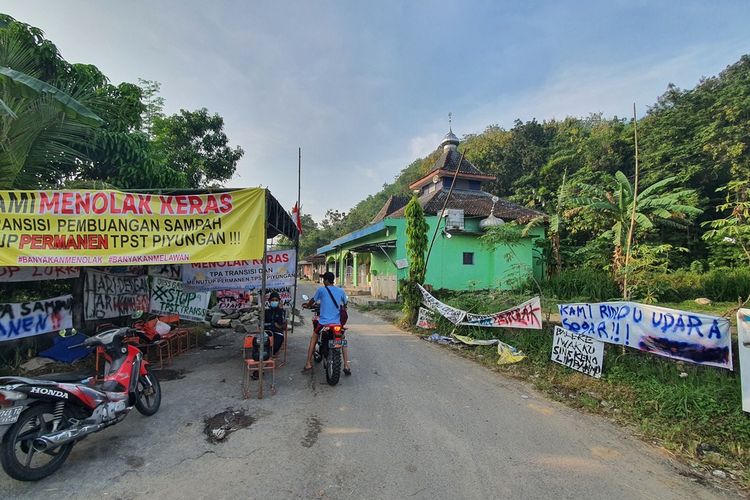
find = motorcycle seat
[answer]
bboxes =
[37,372,92,383]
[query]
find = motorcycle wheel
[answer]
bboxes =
[135,369,161,416]
[0,404,75,481]
[326,348,341,386]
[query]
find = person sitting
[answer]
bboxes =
[302,271,351,375]
[251,291,287,379]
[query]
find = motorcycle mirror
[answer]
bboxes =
[302,294,309,301]
[131,310,144,319]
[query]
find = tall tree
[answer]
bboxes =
[402,196,428,323]
[138,78,164,139]
[151,108,243,188]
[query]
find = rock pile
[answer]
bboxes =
[209,304,262,333]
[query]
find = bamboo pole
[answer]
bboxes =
[623,103,640,300]
[290,148,301,339]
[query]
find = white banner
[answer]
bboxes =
[84,270,150,320]
[551,326,605,378]
[181,249,296,291]
[462,297,543,330]
[418,284,466,324]
[559,302,732,370]
[738,309,750,413]
[150,277,210,322]
[416,307,436,329]
[0,295,73,342]
[148,264,182,280]
[0,266,79,282]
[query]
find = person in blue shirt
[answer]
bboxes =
[302,271,351,375]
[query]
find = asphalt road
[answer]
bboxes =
[1,283,730,499]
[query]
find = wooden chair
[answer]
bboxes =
[242,334,276,399]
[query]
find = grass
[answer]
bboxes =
[356,299,750,492]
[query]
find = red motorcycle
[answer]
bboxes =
[303,294,347,386]
[0,326,161,481]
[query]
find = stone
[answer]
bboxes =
[216,319,232,328]
[225,312,241,320]
[694,298,712,306]
[240,313,257,323]
[21,357,54,371]
[712,470,727,479]
[211,313,224,327]
[230,320,242,329]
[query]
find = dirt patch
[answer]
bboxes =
[301,415,323,448]
[204,408,255,444]
[152,368,189,381]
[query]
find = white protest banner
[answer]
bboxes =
[150,277,210,321]
[182,249,296,291]
[0,295,73,342]
[558,302,732,370]
[416,307,436,329]
[84,270,150,320]
[551,326,605,378]
[216,290,254,311]
[148,264,181,280]
[418,284,466,325]
[462,297,543,330]
[0,266,79,282]
[738,309,750,413]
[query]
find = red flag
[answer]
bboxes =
[291,202,303,235]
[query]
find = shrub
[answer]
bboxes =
[542,268,620,301]
[702,268,750,302]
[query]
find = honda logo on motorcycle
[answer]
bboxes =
[29,387,69,399]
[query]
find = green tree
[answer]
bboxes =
[138,78,164,139]
[0,18,103,189]
[569,171,702,283]
[402,196,428,323]
[151,108,244,188]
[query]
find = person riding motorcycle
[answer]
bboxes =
[302,271,351,376]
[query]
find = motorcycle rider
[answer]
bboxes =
[302,271,351,375]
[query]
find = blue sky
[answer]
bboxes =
[5,1,750,220]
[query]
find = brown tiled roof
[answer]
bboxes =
[410,148,496,190]
[387,189,543,223]
[371,195,410,224]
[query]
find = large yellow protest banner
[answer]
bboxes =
[0,188,266,266]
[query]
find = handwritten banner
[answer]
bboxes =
[84,270,150,320]
[267,286,293,306]
[0,266,79,282]
[0,188,266,266]
[150,277,210,322]
[416,307,436,329]
[216,290,254,310]
[739,309,750,413]
[559,302,732,370]
[148,264,181,280]
[0,295,73,342]
[462,297,543,330]
[181,249,296,291]
[551,326,605,378]
[418,285,466,324]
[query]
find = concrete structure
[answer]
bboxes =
[318,130,545,298]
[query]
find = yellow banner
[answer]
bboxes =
[0,188,266,266]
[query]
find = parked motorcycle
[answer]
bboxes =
[302,294,347,386]
[0,325,161,481]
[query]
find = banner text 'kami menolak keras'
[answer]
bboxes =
[0,188,266,266]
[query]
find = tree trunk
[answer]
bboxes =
[551,232,561,277]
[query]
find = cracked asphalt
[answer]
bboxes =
[1,284,732,499]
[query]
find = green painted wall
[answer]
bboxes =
[321,216,545,293]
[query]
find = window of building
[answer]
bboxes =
[463,252,474,265]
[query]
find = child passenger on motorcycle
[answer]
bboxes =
[302,271,351,376]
